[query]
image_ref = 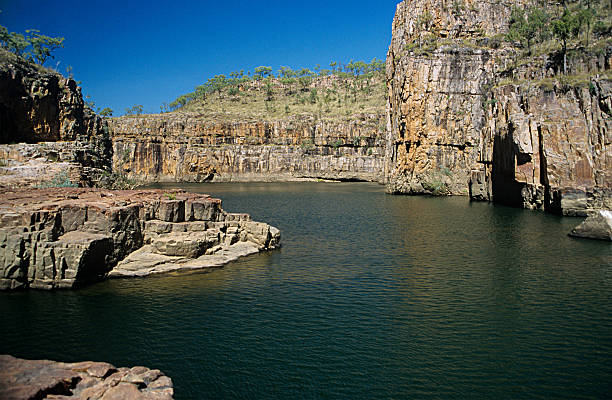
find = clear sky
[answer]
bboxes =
[1,0,400,115]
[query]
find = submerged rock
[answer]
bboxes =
[0,188,281,290]
[0,354,173,399]
[569,210,612,241]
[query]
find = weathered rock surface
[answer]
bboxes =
[569,210,612,241]
[109,114,384,182]
[0,48,112,187]
[385,0,611,216]
[0,354,173,399]
[0,188,280,290]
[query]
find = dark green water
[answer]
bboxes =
[1,183,611,399]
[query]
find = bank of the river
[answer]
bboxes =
[1,183,610,399]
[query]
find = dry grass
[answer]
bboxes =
[160,74,387,123]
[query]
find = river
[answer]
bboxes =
[1,182,611,399]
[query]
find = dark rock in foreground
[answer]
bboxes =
[0,188,280,290]
[569,210,612,241]
[0,354,173,399]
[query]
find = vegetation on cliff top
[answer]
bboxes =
[505,0,611,74]
[157,59,386,122]
[402,0,610,93]
[0,23,64,66]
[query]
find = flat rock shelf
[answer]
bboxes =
[0,188,280,290]
[0,354,174,399]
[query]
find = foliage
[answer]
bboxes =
[93,169,139,190]
[125,104,144,116]
[507,6,549,54]
[164,58,386,122]
[0,24,64,65]
[164,192,177,200]
[99,107,114,117]
[36,170,78,188]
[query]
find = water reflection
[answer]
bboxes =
[1,183,611,399]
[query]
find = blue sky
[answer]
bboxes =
[1,0,400,115]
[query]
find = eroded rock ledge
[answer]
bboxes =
[0,188,280,290]
[0,354,173,399]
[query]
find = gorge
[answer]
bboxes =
[0,0,610,398]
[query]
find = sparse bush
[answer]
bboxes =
[36,170,78,188]
[125,105,144,116]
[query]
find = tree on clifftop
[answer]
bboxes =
[0,24,64,65]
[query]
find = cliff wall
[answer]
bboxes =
[0,49,112,187]
[386,0,611,215]
[109,114,385,182]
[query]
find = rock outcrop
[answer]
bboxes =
[570,210,612,241]
[109,114,385,183]
[0,354,173,399]
[385,0,611,215]
[0,48,112,188]
[0,188,280,290]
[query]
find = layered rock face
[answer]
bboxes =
[0,188,280,290]
[109,114,384,182]
[0,354,173,399]
[0,49,112,186]
[386,0,611,215]
[471,80,612,215]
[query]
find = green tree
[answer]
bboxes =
[507,6,549,54]
[125,105,144,116]
[253,66,272,80]
[0,24,64,64]
[575,5,595,46]
[0,26,29,56]
[552,8,579,74]
[99,107,113,117]
[25,29,64,65]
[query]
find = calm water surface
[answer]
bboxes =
[1,183,611,399]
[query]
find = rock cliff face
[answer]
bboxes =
[0,354,174,399]
[0,188,280,290]
[386,0,611,215]
[109,114,385,182]
[0,49,112,187]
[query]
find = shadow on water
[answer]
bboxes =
[1,183,610,399]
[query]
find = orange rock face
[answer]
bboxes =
[385,0,611,215]
[109,114,385,182]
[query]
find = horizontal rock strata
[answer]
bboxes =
[0,188,280,290]
[0,354,173,399]
[109,114,384,183]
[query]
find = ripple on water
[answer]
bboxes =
[1,183,611,399]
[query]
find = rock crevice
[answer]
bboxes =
[385,0,611,215]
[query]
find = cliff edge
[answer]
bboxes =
[0,48,112,188]
[385,0,611,215]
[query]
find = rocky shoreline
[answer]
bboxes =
[0,188,280,290]
[0,355,173,399]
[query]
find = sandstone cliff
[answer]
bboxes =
[386,0,611,215]
[0,188,280,290]
[0,48,111,187]
[109,113,385,182]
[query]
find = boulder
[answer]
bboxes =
[569,210,612,241]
